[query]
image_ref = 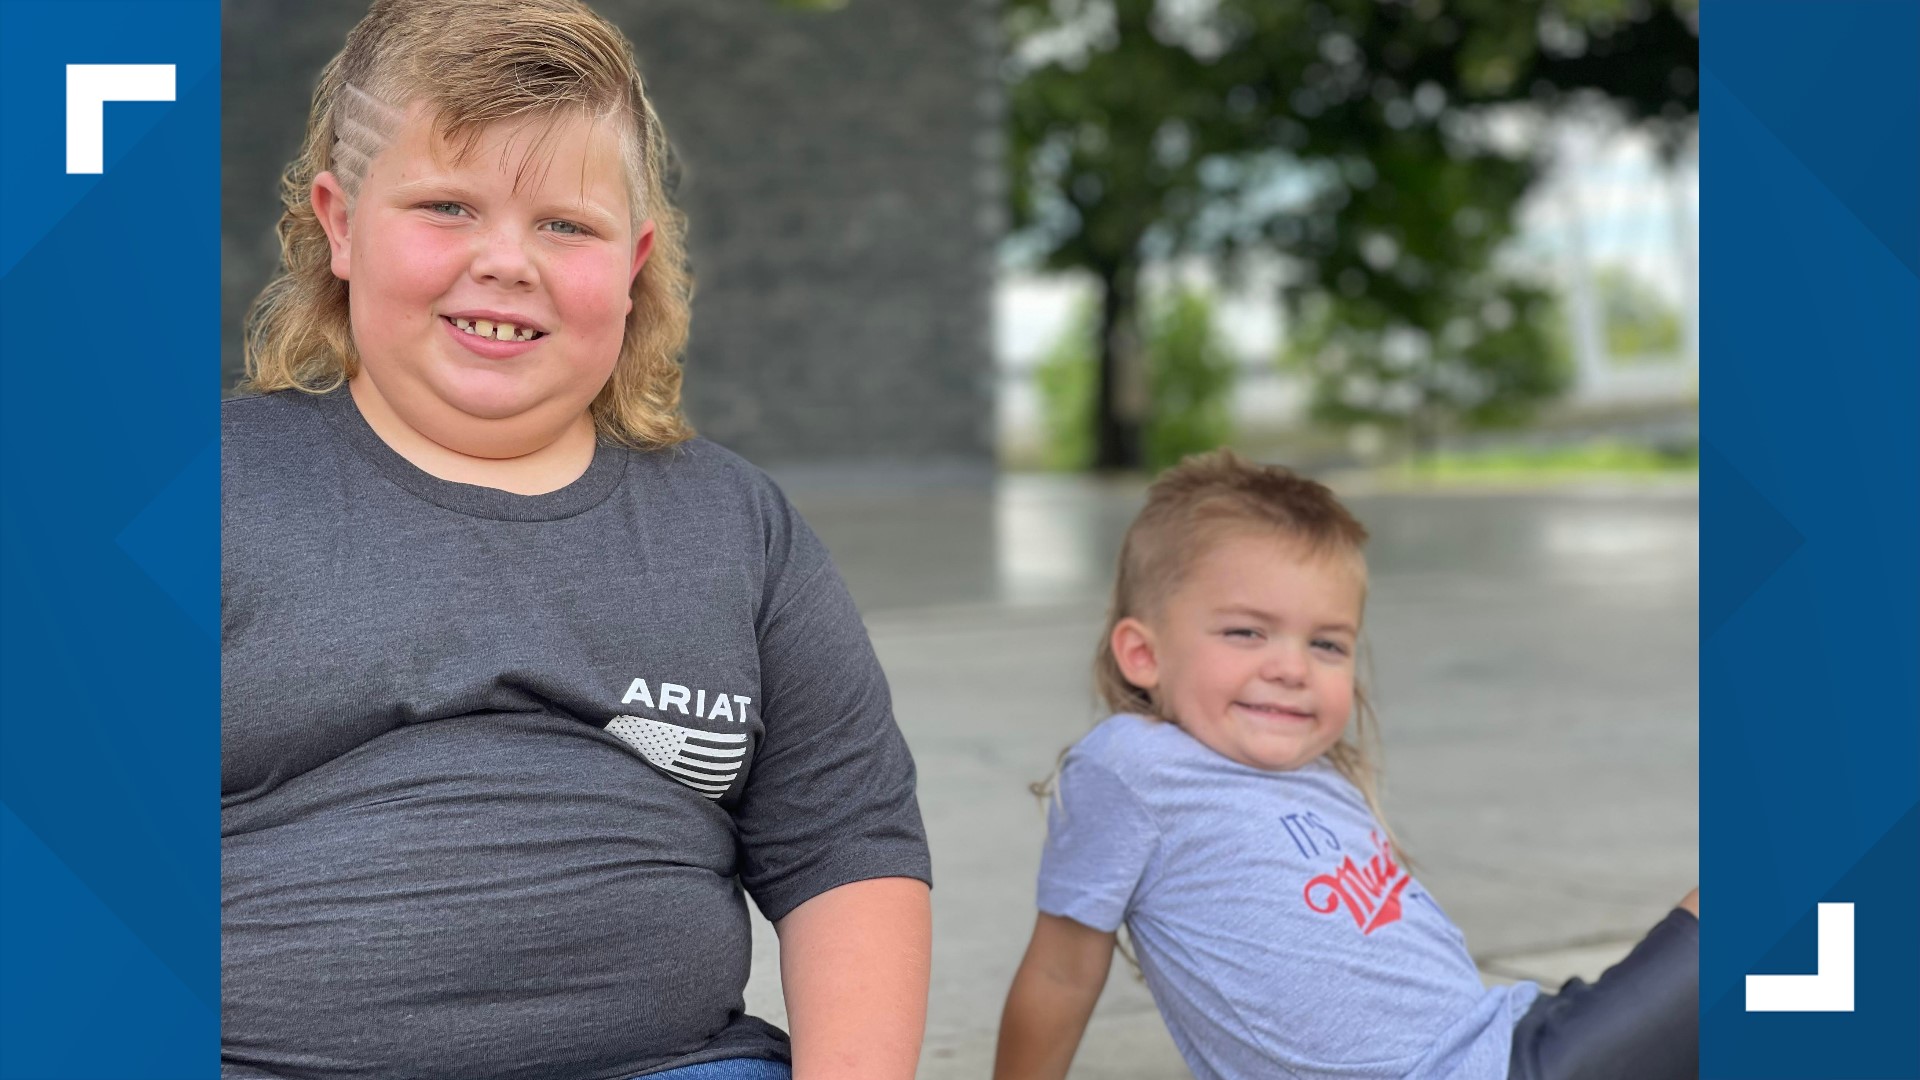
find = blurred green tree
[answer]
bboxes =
[1144,287,1237,468]
[1039,286,1236,470]
[1597,264,1684,359]
[1006,0,1697,468]
[1284,277,1571,455]
[1034,301,1097,470]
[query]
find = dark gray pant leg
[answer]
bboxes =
[1508,909,1699,1080]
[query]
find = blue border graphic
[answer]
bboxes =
[3,0,1918,1076]
[1700,1,1920,1076]
[0,2,220,1077]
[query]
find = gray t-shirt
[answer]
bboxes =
[222,388,930,1080]
[1038,715,1538,1080]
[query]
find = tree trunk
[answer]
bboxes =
[1408,395,1444,477]
[1093,264,1147,472]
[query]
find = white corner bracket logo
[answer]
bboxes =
[67,64,176,174]
[1745,902,1854,1012]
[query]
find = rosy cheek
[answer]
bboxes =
[355,226,463,316]
[547,248,636,322]
[385,225,467,283]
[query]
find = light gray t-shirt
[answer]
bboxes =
[1038,715,1538,1080]
[222,388,930,1080]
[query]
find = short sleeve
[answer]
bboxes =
[1037,753,1161,933]
[732,504,931,923]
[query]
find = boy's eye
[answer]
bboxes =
[544,219,590,236]
[1222,628,1262,640]
[423,202,467,217]
[1312,639,1351,657]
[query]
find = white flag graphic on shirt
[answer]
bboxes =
[605,715,748,799]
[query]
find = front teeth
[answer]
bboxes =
[451,317,541,342]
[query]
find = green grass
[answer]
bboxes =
[1397,440,1698,484]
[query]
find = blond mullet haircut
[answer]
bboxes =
[242,0,694,451]
[1092,449,1403,857]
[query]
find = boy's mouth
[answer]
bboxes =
[444,315,546,343]
[1235,702,1315,721]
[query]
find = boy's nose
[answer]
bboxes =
[469,226,537,288]
[1262,644,1309,685]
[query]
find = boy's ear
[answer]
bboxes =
[629,218,656,285]
[311,172,353,282]
[1110,617,1160,691]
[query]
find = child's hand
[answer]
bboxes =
[1679,888,1699,917]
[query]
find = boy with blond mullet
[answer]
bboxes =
[223,3,930,1078]
[994,452,1698,1080]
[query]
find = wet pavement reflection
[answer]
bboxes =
[790,475,1697,614]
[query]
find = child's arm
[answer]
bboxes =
[993,912,1119,1080]
[776,875,932,1080]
